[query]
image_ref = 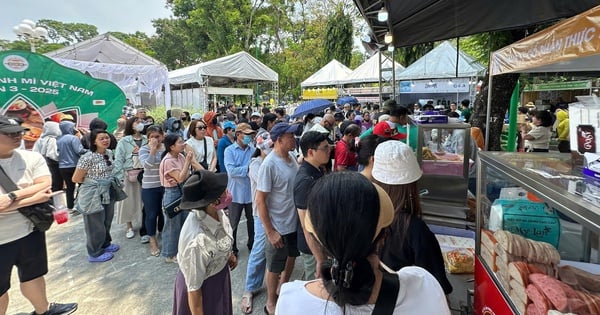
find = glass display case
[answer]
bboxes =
[416,123,474,228]
[474,152,600,315]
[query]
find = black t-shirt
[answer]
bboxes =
[293,161,324,254]
[380,214,454,295]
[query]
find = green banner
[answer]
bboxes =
[523,80,591,92]
[0,50,125,149]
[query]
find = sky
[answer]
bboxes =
[0,0,172,41]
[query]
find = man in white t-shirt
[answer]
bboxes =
[256,122,300,315]
[0,116,77,315]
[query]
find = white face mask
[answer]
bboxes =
[135,123,145,132]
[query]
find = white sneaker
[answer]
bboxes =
[140,235,150,244]
[126,228,135,239]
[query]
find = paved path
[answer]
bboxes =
[7,213,302,315]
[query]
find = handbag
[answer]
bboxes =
[126,169,143,183]
[200,137,209,170]
[0,166,54,232]
[163,184,182,218]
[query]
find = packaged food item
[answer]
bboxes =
[444,248,474,273]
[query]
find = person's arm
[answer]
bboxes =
[167,153,194,183]
[209,142,217,172]
[224,147,250,178]
[187,289,203,315]
[256,190,283,249]
[0,175,52,212]
[72,168,88,184]
[112,139,127,181]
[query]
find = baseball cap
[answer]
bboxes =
[251,112,261,118]
[269,122,303,141]
[0,116,28,133]
[236,122,256,135]
[191,113,202,120]
[223,121,236,130]
[304,181,394,242]
[373,121,406,140]
[372,140,422,185]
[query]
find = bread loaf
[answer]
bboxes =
[509,278,528,305]
[509,261,530,286]
[481,246,497,271]
[560,265,600,293]
[481,229,497,252]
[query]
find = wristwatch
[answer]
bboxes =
[7,192,17,203]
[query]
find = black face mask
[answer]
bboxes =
[212,118,218,125]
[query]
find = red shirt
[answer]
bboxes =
[334,139,357,171]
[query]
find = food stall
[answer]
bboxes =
[475,152,600,314]
[479,6,600,313]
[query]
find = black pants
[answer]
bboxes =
[59,167,76,209]
[228,202,254,254]
[46,158,63,192]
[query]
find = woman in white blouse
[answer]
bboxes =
[173,170,237,315]
[185,120,217,172]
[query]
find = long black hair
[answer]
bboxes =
[307,172,382,308]
[89,129,110,152]
[161,134,181,160]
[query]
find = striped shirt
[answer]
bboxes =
[138,144,164,189]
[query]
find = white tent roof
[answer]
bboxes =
[168,51,278,86]
[45,33,170,106]
[301,59,352,87]
[396,41,486,80]
[45,33,162,65]
[341,52,405,84]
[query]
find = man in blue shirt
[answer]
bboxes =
[217,121,236,173]
[224,122,257,256]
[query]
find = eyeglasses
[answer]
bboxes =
[103,154,112,166]
[314,145,331,152]
[0,131,24,138]
[196,126,207,130]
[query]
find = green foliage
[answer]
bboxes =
[37,19,98,45]
[149,18,201,69]
[110,31,156,58]
[147,106,168,125]
[323,5,353,66]
[396,42,434,67]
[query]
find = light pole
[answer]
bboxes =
[13,19,48,53]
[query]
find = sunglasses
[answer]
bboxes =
[196,126,207,130]
[1,131,24,138]
[103,154,112,166]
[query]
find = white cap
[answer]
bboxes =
[251,112,261,118]
[372,140,422,185]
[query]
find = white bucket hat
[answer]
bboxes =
[372,140,422,185]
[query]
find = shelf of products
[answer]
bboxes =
[474,151,600,315]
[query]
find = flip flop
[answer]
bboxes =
[241,291,253,314]
[150,248,161,257]
[88,252,114,263]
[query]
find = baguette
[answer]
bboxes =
[560,265,600,293]
[481,229,498,252]
[509,261,530,286]
[509,278,528,305]
[481,246,497,271]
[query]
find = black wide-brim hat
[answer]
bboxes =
[179,170,228,210]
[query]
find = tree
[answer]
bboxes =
[149,18,201,69]
[323,5,353,66]
[110,31,156,58]
[37,19,98,45]
[396,42,434,67]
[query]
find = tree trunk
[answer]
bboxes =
[471,73,520,151]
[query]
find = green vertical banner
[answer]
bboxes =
[506,80,520,152]
[0,50,125,149]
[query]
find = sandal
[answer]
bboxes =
[241,291,253,314]
[150,248,161,257]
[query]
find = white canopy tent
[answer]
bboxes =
[168,51,278,110]
[396,41,486,80]
[301,59,352,87]
[341,52,405,84]
[45,33,170,107]
[168,51,278,86]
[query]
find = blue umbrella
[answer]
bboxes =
[292,99,333,118]
[336,96,359,106]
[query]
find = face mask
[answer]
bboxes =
[135,123,145,132]
[215,191,232,210]
[386,121,397,129]
[242,134,253,145]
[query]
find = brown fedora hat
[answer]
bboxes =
[179,170,228,210]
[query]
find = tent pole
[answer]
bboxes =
[392,49,396,101]
[378,50,383,105]
[485,74,493,151]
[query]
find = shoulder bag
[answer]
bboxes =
[163,184,183,218]
[200,137,209,170]
[0,166,54,232]
[372,269,400,315]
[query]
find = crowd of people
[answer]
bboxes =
[2,98,502,315]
